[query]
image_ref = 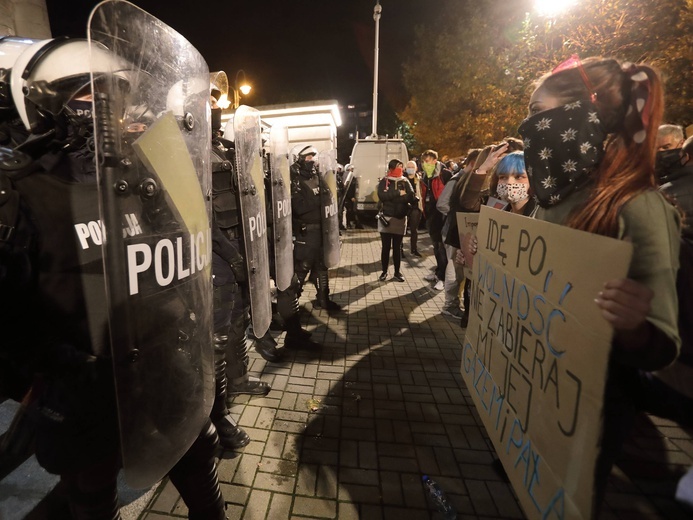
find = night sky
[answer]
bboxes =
[47,0,450,111]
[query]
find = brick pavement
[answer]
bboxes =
[138,228,693,520]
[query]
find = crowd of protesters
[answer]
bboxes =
[363,55,693,515]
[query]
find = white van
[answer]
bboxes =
[349,138,409,215]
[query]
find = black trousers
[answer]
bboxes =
[408,208,422,252]
[60,419,225,520]
[380,233,403,274]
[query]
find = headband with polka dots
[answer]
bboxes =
[622,63,652,144]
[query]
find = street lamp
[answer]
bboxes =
[370,0,381,138]
[534,0,577,17]
[232,69,252,109]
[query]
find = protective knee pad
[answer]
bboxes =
[169,419,225,520]
[295,259,312,285]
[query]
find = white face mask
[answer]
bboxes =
[496,182,529,204]
[405,167,416,175]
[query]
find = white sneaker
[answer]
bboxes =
[434,280,444,291]
[424,273,437,282]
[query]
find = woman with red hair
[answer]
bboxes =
[520,56,681,513]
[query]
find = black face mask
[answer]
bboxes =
[299,160,316,177]
[211,107,222,134]
[655,148,683,178]
[518,100,606,208]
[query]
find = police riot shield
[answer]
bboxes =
[339,168,354,214]
[234,105,271,336]
[209,70,229,107]
[269,125,294,291]
[88,0,213,489]
[318,149,341,269]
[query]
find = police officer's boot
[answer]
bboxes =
[283,315,321,350]
[314,271,341,311]
[248,327,283,362]
[169,420,227,520]
[226,315,271,396]
[211,333,250,450]
[277,287,318,350]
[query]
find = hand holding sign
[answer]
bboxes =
[456,212,480,280]
[461,232,478,269]
[596,277,653,331]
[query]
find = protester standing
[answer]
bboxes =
[519,55,680,514]
[377,160,415,282]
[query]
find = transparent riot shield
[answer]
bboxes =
[339,169,354,214]
[234,105,271,336]
[88,0,213,489]
[209,70,229,108]
[318,149,341,269]
[269,125,294,291]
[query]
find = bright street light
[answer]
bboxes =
[232,69,252,108]
[535,0,577,17]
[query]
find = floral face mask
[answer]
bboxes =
[496,182,529,204]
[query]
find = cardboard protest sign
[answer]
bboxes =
[456,212,479,279]
[461,206,632,520]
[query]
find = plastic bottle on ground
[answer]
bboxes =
[422,475,457,519]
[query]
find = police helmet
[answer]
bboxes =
[297,145,318,164]
[165,77,210,121]
[11,37,132,132]
[0,36,39,114]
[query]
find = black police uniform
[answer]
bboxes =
[209,137,255,449]
[287,157,339,311]
[0,142,226,520]
[242,149,283,361]
[210,136,271,398]
[262,151,320,351]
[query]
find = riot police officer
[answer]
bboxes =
[207,81,259,450]
[289,145,341,312]
[2,25,226,519]
[210,93,275,402]
[262,130,322,352]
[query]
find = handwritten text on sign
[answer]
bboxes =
[461,206,632,520]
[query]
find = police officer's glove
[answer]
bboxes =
[229,257,248,283]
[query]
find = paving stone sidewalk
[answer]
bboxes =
[138,228,693,520]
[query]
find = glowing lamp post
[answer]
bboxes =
[534,0,578,17]
[232,69,252,109]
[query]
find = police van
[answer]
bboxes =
[349,137,409,216]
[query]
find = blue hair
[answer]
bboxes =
[494,151,525,176]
